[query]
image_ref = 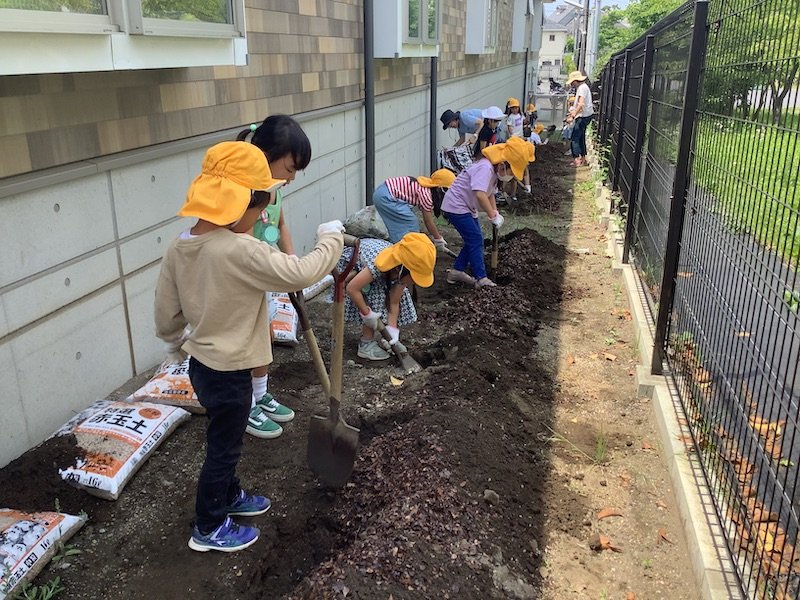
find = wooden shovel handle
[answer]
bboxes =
[329,236,359,417]
[288,291,330,397]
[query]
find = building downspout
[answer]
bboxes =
[364,0,375,205]
[429,56,438,173]
[522,48,529,107]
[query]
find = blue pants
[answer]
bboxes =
[189,357,252,533]
[372,182,419,243]
[571,115,593,158]
[444,211,487,280]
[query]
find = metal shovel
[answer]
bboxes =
[374,320,423,375]
[306,237,360,487]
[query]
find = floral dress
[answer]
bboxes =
[335,238,417,326]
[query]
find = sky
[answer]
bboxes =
[545,0,631,14]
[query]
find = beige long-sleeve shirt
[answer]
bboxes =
[154,228,343,371]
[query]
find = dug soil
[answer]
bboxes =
[1,143,699,599]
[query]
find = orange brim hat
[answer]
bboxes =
[179,141,285,226]
[481,136,535,181]
[507,97,520,108]
[374,232,436,288]
[417,168,456,189]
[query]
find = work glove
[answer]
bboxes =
[360,309,381,330]
[490,212,504,229]
[316,219,345,238]
[385,325,400,346]
[433,237,448,250]
[164,340,188,365]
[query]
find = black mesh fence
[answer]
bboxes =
[598,0,800,597]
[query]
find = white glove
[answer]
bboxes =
[316,219,344,238]
[490,212,504,228]
[385,325,400,346]
[360,309,380,329]
[164,340,188,365]
[433,237,448,250]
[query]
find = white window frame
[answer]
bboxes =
[373,0,439,58]
[0,0,247,74]
[485,0,499,50]
[403,0,440,45]
[465,0,499,54]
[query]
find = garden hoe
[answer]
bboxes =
[306,237,360,488]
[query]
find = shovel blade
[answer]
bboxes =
[307,414,360,487]
[399,353,423,374]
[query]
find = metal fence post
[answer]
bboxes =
[622,34,655,264]
[651,0,709,375]
[612,49,632,196]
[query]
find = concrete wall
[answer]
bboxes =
[0,63,524,467]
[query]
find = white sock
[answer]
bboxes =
[252,375,268,404]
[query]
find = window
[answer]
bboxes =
[465,0,497,54]
[0,0,246,74]
[374,0,439,58]
[555,59,561,66]
[549,34,556,41]
[405,0,439,44]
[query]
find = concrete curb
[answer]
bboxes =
[592,172,744,599]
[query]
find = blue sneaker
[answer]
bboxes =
[226,489,271,516]
[188,517,259,553]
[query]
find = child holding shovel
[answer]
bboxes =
[154,141,344,553]
[441,136,534,288]
[236,115,312,439]
[339,233,436,361]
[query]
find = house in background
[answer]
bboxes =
[538,4,579,87]
[0,0,550,467]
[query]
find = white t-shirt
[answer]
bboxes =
[576,83,594,117]
[507,112,524,137]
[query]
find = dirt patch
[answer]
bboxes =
[1,143,698,599]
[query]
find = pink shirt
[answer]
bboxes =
[440,158,497,218]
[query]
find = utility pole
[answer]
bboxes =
[580,0,589,72]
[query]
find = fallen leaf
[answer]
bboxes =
[779,459,795,467]
[655,499,668,510]
[589,534,623,552]
[603,352,617,361]
[627,593,636,600]
[589,352,599,360]
[569,416,578,423]
[658,527,673,544]
[390,375,404,386]
[597,507,624,520]
[737,331,750,338]
[565,354,576,365]
[677,271,694,278]
[641,441,654,450]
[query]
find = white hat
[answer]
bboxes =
[482,106,505,120]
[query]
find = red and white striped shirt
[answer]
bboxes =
[385,177,433,212]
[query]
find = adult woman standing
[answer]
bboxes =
[565,71,595,167]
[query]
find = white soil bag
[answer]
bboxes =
[57,401,190,500]
[0,509,85,600]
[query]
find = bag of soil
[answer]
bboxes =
[127,357,203,414]
[0,509,85,600]
[269,292,299,346]
[343,206,389,240]
[56,400,190,500]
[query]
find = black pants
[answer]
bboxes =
[188,357,252,534]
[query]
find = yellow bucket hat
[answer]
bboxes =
[526,103,536,112]
[481,136,535,181]
[374,232,436,288]
[179,141,285,226]
[417,169,456,189]
[507,97,520,108]
[534,123,545,134]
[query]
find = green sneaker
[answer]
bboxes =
[255,392,295,423]
[246,406,283,439]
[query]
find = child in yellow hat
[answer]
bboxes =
[341,233,436,361]
[440,136,534,287]
[154,141,344,553]
[371,168,456,250]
